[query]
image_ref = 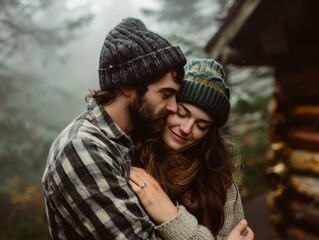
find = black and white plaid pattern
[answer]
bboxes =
[42,99,156,239]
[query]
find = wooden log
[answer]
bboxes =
[267,188,286,210]
[268,120,287,143]
[289,175,319,202]
[288,104,319,122]
[288,199,319,225]
[269,212,285,236]
[284,127,319,151]
[267,162,289,188]
[288,149,319,175]
[267,142,291,163]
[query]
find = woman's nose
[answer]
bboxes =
[180,121,193,134]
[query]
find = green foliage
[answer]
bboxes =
[0,176,49,240]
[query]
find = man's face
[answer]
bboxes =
[142,72,181,116]
[130,72,181,133]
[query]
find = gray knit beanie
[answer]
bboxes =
[177,58,230,128]
[98,17,187,90]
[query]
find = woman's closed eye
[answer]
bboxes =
[196,122,211,131]
[176,111,187,118]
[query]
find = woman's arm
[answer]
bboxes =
[130,167,213,239]
[129,167,254,240]
[217,183,245,240]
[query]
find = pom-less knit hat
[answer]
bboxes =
[98,17,187,90]
[177,58,230,128]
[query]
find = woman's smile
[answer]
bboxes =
[169,128,190,142]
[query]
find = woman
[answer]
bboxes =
[130,58,254,239]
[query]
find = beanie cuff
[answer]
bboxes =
[99,46,186,90]
[177,80,230,127]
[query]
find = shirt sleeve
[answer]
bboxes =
[217,183,244,240]
[155,205,214,240]
[49,138,158,239]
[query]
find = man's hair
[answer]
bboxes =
[85,67,184,104]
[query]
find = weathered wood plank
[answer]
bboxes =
[288,149,319,175]
[284,128,319,151]
[289,104,319,121]
[289,175,319,202]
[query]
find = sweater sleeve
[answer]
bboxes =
[155,205,214,240]
[217,183,244,240]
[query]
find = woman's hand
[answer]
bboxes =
[129,167,178,225]
[227,219,254,240]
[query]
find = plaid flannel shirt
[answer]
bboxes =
[42,99,156,239]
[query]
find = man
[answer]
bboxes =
[42,17,253,240]
[42,17,186,239]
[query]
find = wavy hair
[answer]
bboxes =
[135,114,236,236]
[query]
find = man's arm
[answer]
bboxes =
[48,138,157,239]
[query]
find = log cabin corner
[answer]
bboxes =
[205,0,319,239]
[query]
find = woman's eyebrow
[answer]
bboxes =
[180,104,213,123]
[198,119,212,124]
[179,104,191,114]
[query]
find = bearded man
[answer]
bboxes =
[42,17,186,239]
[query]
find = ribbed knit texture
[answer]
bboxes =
[98,17,186,90]
[177,58,230,127]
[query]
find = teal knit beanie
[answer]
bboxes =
[176,58,230,128]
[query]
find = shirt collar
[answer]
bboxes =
[87,99,133,144]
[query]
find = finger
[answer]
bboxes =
[129,168,145,185]
[244,227,254,239]
[130,168,154,189]
[235,219,250,238]
[235,219,248,233]
[131,166,146,176]
[129,180,138,191]
[131,167,153,181]
[129,180,145,195]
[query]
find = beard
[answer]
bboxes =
[129,95,168,141]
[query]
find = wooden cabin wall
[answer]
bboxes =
[267,65,319,239]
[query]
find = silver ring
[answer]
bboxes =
[141,182,147,189]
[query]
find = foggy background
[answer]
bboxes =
[0,0,272,238]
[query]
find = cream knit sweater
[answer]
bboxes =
[155,183,244,240]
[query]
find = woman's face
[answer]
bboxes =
[162,102,213,152]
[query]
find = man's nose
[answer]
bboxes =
[166,98,178,113]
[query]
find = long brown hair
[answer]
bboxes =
[134,114,236,236]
